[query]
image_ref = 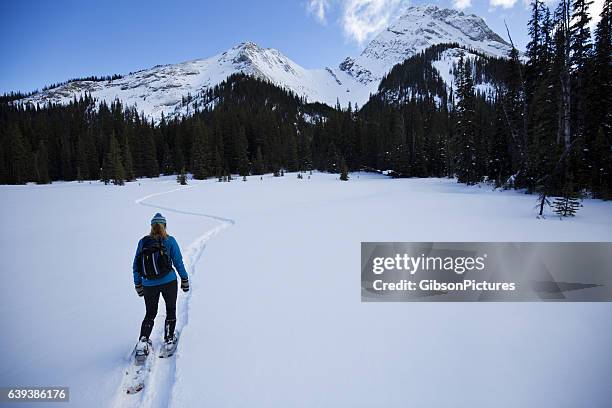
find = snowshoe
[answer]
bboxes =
[134,336,152,365]
[159,331,180,358]
[125,337,154,394]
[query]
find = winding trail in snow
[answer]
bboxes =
[112,184,234,408]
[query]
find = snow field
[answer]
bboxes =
[1,172,611,407]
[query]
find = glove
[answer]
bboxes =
[135,283,144,297]
[181,278,190,292]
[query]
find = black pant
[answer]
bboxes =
[139,279,177,341]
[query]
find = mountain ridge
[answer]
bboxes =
[17,5,514,121]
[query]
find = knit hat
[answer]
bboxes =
[151,213,166,226]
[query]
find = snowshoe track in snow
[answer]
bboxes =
[113,184,234,408]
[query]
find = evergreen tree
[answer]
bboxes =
[285,130,299,172]
[297,129,312,171]
[502,46,528,180]
[104,134,125,186]
[488,99,512,187]
[161,142,174,175]
[123,137,135,181]
[535,183,552,217]
[591,127,612,198]
[552,180,582,216]
[140,128,159,178]
[177,166,187,185]
[8,125,28,184]
[114,159,126,186]
[389,110,408,175]
[59,134,73,181]
[172,144,185,175]
[525,75,559,191]
[191,125,208,180]
[35,140,50,184]
[571,0,594,71]
[454,55,480,185]
[591,0,612,180]
[235,126,250,176]
[339,156,349,181]
[0,136,6,184]
[593,0,612,124]
[326,141,339,173]
[555,0,573,153]
[75,137,90,181]
[252,146,265,175]
[100,159,110,185]
[410,107,428,177]
[212,147,224,179]
[213,123,225,176]
[526,0,548,102]
[570,0,594,188]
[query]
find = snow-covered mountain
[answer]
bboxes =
[339,5,512,87]
[19,42,357,121]
[18,5,513,121]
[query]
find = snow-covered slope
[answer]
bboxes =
[18,5,512,121]
[432,47,497,98]
[375,45,498,108]
[2,174,612,407]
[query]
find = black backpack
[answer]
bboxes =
[136,236,173,279]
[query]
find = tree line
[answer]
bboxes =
[0,76,316,185]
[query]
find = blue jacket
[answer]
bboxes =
[133,235,189,286]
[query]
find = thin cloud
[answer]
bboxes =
[307,0,332,24]
[305,0,409,45]
[341,0,408,45]
[490,0,518,9]
[453,0,472,10]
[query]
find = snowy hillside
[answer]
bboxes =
[1,173,612,407]
[17,5,513,121]
[373,44,498,107]
[432,47,497,98]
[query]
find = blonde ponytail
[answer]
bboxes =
[150,223,168,240]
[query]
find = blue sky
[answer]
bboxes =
[0,0,601,94]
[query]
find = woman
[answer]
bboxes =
[132,213,189,355]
